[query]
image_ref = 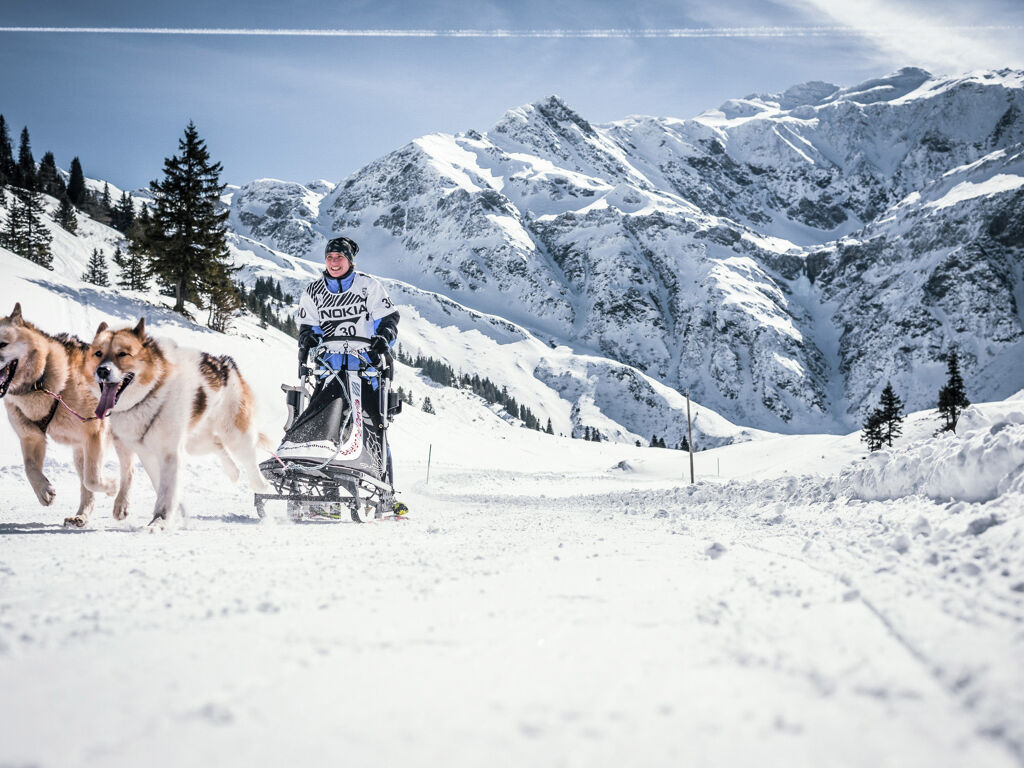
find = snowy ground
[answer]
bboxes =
[2,401,1022,767]
[1,253,1023,766]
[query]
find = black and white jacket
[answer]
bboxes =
[297,270,399,351]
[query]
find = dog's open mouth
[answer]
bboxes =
[95,372,135,418]
[0,360,17,398]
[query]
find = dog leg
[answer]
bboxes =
[81,431,118,497]
[146,450,181,531]
[212,438,242,484]
[19,430,56,506]
[229,431,270,492]
[137,451,161,489]
[64,446,96,528]
[112,436,135,521]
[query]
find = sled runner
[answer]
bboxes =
[255,336,403,523]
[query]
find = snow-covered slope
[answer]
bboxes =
[0,182,764,453]
[1,244,1022,766]
[229,68,1024,433]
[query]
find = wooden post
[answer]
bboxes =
[686,388,695,484]
[426,443,433,486]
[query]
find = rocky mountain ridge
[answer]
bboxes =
[230,67,1024,433]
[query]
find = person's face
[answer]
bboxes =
[325,251,350,277]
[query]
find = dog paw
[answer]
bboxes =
[63,515,88,528]
[113,498,130,521]
[35,484,57,506]
[144,515,167,533]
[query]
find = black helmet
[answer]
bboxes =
[325,236,359,259]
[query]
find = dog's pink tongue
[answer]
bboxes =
[95,382,119,418]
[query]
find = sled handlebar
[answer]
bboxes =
[298,336,394,378]
[319,335,374,344]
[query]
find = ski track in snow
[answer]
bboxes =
[0,452,1021,768]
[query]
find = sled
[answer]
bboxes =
[255,336,402,523]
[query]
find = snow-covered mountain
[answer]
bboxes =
[0,186,760,451]
[229,67,1024,432]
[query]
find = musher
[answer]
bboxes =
[281,236,404,510]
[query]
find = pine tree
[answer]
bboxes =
[1,191,28,253]
[0,115,15,186]
[3,188,53,268]
[283,313,298,337]
[650,434,658,448]
[24,190,53,268]
[55,195,77,233]
[877,382,905,447]
[937,349,970,432]
[545,418,553,435]
[861,409,885,452]
[16,127,35,190]
[111,191,135,234]
[147,122,235,320]
[136,200,152,233]
[206,268,242,332]
[120,245,148,291]
[98,183,114,221]
[67,157,86,207]
[422,396,435,414]
[37,152,64,198]
[82,248,109,286]
[115,210,151,292]
[680,434,689,451]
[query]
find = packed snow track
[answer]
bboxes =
[1,452,1021,768]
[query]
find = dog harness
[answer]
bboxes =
[31,377,62,433]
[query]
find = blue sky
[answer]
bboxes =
[2,0,1022,191]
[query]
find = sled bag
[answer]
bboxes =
[284,377,350,446]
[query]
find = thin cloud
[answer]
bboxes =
[0,25,1021,39]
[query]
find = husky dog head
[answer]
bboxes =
[0,303,34,398]
[85,318,156,418]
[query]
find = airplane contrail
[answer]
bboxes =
[0,25,1021,38]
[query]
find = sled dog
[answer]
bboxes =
[0,303,118,526]
[86,318,270,529]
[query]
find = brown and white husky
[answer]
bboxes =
[85,318,269,530]
[0,303,118,526]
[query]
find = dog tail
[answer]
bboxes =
[258,432,275,452]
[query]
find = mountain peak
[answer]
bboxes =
[834,67,933,105]
[491,95,596,140]
[778,80,840,110]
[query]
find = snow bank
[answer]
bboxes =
[838,404,1024,502]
